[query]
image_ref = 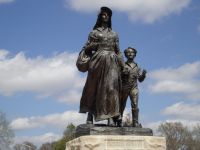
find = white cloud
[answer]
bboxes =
[149,61,200,81]
[149,61,200,100]
[0,49,9,60]
[0,49,86,103]
[198,24,200,33]
[10,110,86,130]
[14,132,61,147]
[163,102,200,120]
[65,0,191,23]
[145,101,200,133]
[145,121,163,132]
[0,0,14,4]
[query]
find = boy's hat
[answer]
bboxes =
[124,47,137,54]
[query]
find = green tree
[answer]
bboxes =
[0,111,14,150]
[52,123,76,150]
[63,123,75,140]
[52,138,67,150]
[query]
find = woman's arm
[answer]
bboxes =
[83,31,98,55]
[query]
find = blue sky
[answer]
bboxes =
[0,0,200,147]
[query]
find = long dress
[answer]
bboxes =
[77,27,123,121]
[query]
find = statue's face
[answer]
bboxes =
[126,49,136,59]
[101,12,109,23]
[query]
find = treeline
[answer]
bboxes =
[158,122,200,150]
[13,123,76,150]
[1,110,200,150]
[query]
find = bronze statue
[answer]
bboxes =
[120,47,146,127]
[76,7,124,126]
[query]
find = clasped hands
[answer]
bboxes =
[85,42,99,54]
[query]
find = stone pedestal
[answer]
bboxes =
[66,135,166,150]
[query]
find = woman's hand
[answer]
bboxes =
[85,42,99,53]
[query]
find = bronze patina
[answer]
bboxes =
[121,47,146,127]
[76,7,146,127]
[76,7,124,126]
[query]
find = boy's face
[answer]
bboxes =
[125,49,136,59]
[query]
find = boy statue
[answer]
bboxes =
[121,47,146,127]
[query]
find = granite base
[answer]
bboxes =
[66,135,166,150]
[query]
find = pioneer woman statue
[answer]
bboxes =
[76,7,124,126]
